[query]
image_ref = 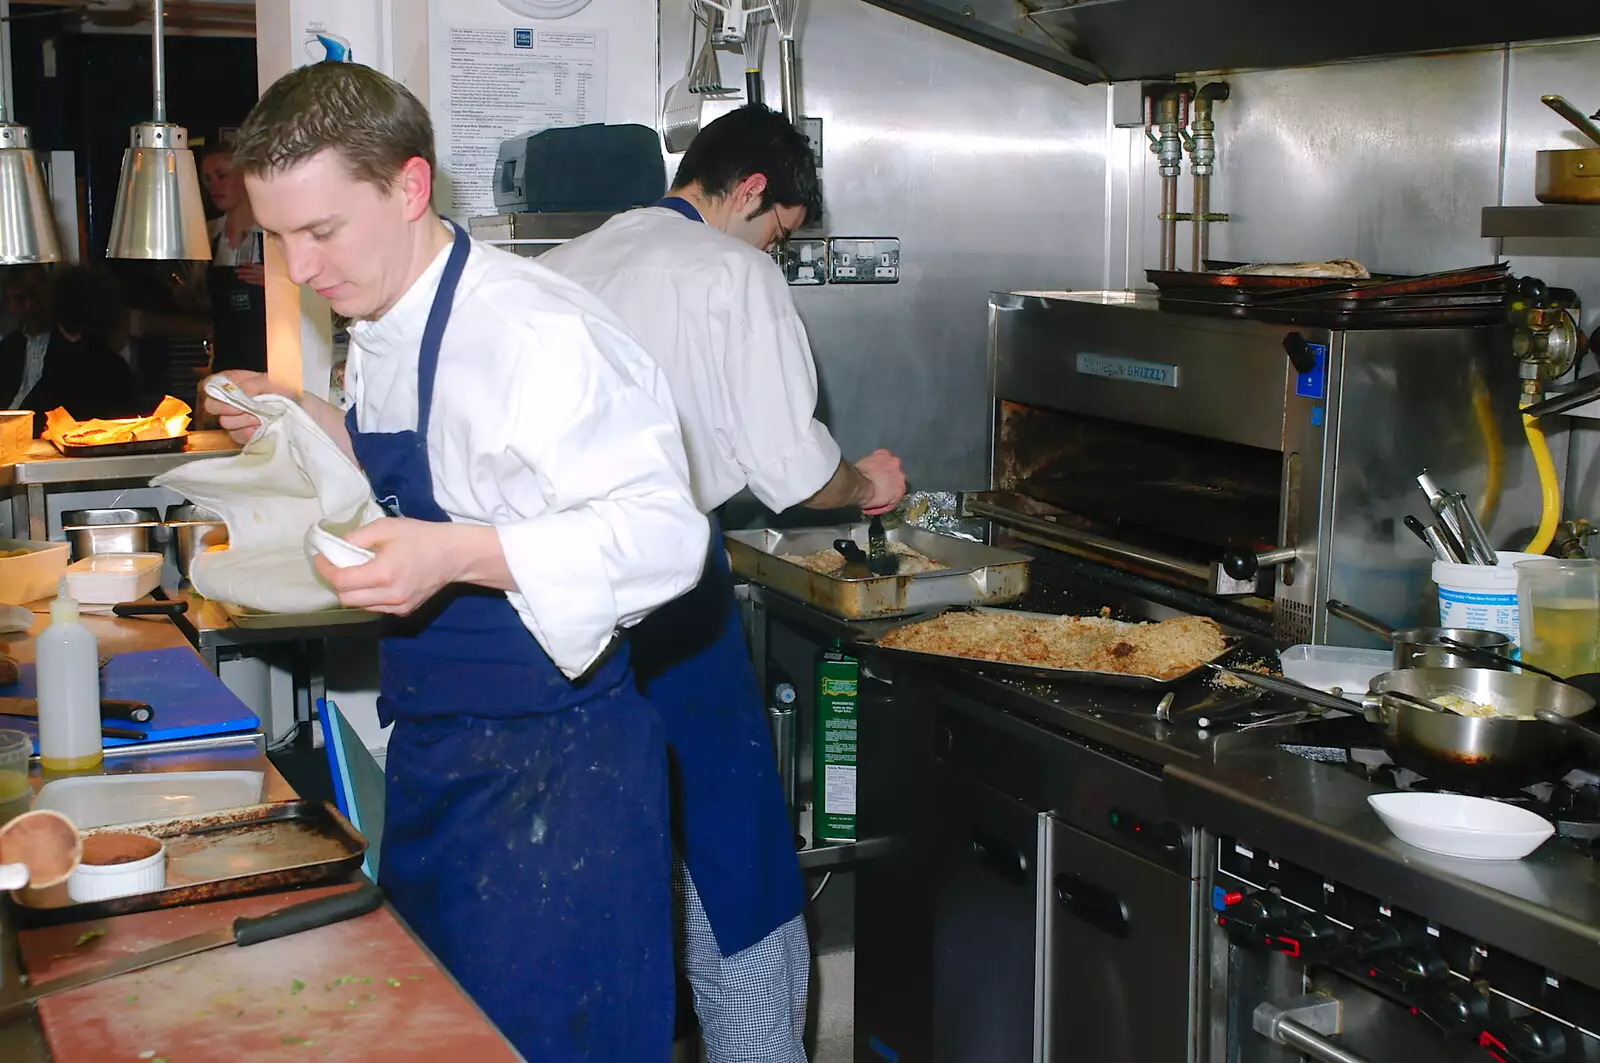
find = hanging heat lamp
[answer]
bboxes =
[106,0,210,260]
[0,28,61,263]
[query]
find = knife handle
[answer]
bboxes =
[113,601,188,618]
[101,699,153,724]
[101,726,147,740]
[233,880,384,947]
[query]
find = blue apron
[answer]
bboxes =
[631,196,805,957]
[349,222,673,1062]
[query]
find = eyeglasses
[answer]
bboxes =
[771,216,794,254]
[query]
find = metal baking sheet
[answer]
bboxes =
[53,434,188,458]
[8,799,367,926]
[220,601,381,630]
[853,606,1244,689]
[724,525,1030,619]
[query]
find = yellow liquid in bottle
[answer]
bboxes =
[39,750,103,773]
[1524,600,1600,677]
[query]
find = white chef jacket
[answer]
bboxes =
[541,207,842,514]
[346,231,709,679]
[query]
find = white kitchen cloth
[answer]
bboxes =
[151,377,386,614]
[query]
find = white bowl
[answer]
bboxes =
[1367,792,1554,861]
[66,832,166,902]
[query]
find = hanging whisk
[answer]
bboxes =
[768,0,803,123]
[741,13,771,107]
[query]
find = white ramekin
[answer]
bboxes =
[67,832,167,903]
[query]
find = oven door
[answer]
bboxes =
[1038,814,1195,1063]
[933,768,1040,1063]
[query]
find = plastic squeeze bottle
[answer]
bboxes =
[37,578,102,772]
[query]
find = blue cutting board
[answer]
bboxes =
[0,648,260,753]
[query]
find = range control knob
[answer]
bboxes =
[1267,913,1349,965]
[1370,947,1451,995]
[1349,919,1405,963]
[1215,889,1290,949]
[1479,1016,1568,1063]
[1414,980,1491,1037]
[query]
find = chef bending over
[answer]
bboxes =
[205,61,706,1063]
[542,105,906,1063]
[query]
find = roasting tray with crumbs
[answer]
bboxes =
[724,524,1030,619]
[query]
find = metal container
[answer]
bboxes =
[59,508,161,560]
[1536,148,1600,204]
[1390,627,1516,670]
[724,525,1030,619]
[164,503,228,579]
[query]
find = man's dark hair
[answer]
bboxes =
[51,266,126,344]
[232,61,435,188]
[672,106,822,226]
[5,264,47,294]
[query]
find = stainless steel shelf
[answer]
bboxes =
[797,836,893,871]
[0,430,239,486]
[1481,204,1600,239]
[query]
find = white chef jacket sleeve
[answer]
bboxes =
[492,313,709,679]
[722,261,844,513]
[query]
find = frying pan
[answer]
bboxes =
[1218,666,1597,791]
[1325,600,1514,671]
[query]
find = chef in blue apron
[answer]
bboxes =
[207,62,708,1063]
[542,106,906,1062]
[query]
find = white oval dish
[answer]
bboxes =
[1367,792,1554,861]
[66,832,166,902]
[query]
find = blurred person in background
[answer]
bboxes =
[0,265,55,411]
[201,143,267,373]
[6,265,140,433]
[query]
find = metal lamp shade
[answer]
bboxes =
[0,123,60,264]
[106,122,211,260]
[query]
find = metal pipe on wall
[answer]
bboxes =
[1187,82,1229,271]
[1146,86,1191,272]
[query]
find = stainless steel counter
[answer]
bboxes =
[746,566,1600,996]
[1,431,239,540]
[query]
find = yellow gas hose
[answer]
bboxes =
[1522,402,1561,555]
[1470,365,1503,530]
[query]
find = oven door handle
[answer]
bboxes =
[1254,997,1376,1063]
[1053,873,1131,938]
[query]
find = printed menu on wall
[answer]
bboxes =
[429,22,610,219]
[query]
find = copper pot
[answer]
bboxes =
[1536,149,1600,204]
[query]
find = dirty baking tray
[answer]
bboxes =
[52,434,189,458]
[724,525,1030,620]
[8,799,367,927]
[852,606,1245,689]
[220,601,381,630]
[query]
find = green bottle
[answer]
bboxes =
[814,640,858,844]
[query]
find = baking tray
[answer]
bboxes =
[852,606,1245,689]
[725,525,1030,619]
[220,601,381,630]
[52,434,188,458]
[7,799,367,927]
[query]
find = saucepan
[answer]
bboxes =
[1215,665,1599,791]
[1325,599,1514,671]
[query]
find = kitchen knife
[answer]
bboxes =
[866,516,900,576]
[0,880,384,1019]
[0,697,154,724]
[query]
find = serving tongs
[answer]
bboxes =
[1208,664,1461,716]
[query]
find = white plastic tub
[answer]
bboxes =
[1432,551,1542,647]
[63,552,163,604]
[1278,645,1390,694]
[0,540,70,606]
[33,771,266,829]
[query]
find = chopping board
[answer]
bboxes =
[18,885,520,1062]
[0,648,259,753]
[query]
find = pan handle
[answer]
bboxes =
[1325,600,1394,642]
[1206,665,1361,714]
[1534,709,1600,758]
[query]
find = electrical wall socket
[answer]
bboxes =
[829,237,899,284]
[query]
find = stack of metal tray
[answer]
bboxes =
[724,524,1030,619]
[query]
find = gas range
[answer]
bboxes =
[1273,714,1600,853]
